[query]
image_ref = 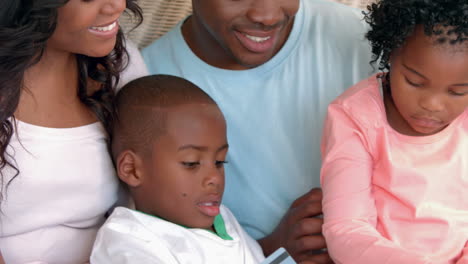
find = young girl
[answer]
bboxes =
[0,0,144,263]
[320,0,468,263]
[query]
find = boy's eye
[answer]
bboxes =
[405,77,422,87]
[215,160,228,168]
[181,161,200,168]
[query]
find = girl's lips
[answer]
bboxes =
[411,116,443,128]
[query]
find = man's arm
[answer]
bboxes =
[258,188,332,264]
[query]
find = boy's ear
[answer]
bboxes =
[116,150,144,187]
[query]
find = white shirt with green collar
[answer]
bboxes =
[90,205,265,264]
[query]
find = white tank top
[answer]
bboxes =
[0,121,119,264]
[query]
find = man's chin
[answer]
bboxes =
[234,55,273,69]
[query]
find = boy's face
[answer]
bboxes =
[189,0,299,69]
[139,103,228,230]
[388,27,468,136]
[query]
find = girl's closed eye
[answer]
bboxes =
[448,89,468,97]
[181,161,200,169]
[405,76,423,87]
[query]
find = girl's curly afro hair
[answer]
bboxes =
[364,0,468,71]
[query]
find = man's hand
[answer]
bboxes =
[258,188,333,264]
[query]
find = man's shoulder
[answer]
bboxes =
[304,0,364,21]
[142,21,183,60]
[302,0,368,39]
[142,21,188,74]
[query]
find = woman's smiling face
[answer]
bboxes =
[47,0,126,57]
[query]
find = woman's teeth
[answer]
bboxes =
[90,21,117,32]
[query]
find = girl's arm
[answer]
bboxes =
[0,252,4,264]
[320,104,431,264]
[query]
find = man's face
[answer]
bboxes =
[188,0,299,70]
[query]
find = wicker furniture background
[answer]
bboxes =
[120,0,192,49]
[121,0,375,49]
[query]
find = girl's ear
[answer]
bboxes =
[116,150,144,187]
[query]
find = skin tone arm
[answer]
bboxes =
[0,252,5,264]
[258,188,333,264]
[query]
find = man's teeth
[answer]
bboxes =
[90,21,117,32]
[244,34,271,43]
[200,202,218,206]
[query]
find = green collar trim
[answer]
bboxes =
[136,210,233,240]
[211,214,233,240]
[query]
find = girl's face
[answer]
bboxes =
[388,27,468,136]
[47,0,126,57]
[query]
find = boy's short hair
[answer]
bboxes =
[112,74,216,159]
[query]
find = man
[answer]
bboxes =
[143,0,374,262]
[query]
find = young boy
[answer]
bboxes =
[90,75,265,263]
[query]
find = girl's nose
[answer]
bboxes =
[419,93,444,113]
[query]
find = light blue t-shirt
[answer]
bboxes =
[143,0,375,239]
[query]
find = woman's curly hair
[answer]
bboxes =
[364,0,468,71]
[0,0,142,201]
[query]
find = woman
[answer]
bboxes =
[0,0,144,262]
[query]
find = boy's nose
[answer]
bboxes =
[203,167,224,190]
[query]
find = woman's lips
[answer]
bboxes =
[88,21,119,38]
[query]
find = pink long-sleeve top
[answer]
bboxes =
[320,74,468,264]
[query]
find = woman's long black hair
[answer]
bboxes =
[0,0,142,200]
[364,0,468,71]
